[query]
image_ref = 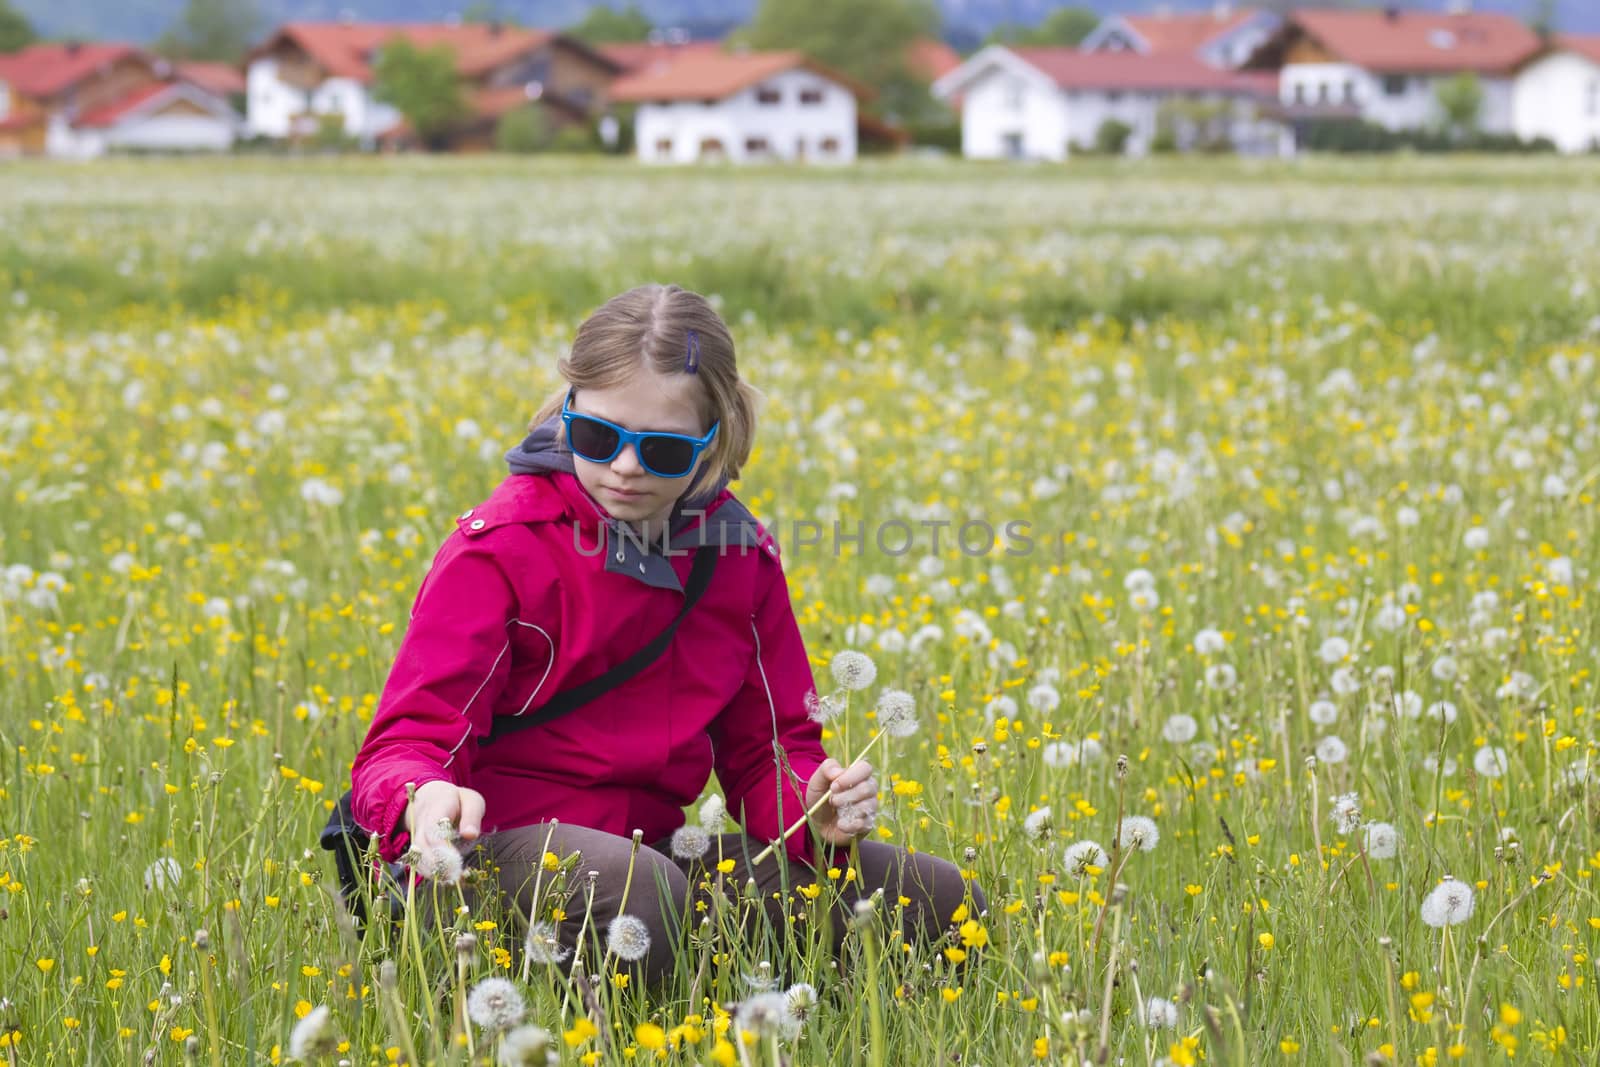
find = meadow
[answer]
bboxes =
[3,154,1600,1065]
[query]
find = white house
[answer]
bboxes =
[931,45,1280,161]
[608,49,861,164]
[1513,36,1600,153]
[243,22,617,146]
[51,80,240,158]
[1081,3,1281,70]
[1241,9,1542,135]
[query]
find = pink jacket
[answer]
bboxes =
[349,468,832,867]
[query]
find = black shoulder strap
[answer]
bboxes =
[481,544,720,744]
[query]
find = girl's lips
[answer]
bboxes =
[605,486,645,499]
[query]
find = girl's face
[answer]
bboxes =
[565,367,710,531]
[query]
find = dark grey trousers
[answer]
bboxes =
[444,821,986,986]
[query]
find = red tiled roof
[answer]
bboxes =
[250,22,559,84]
[1552,34,1600,66]
[1011,48,1275,94]
[599,39,724,74]
[906,36,962,81]
[0,42,144,98]
[608,49,871,102]
[1121,8,1262,55]
[177,60,245,95]
[74,82,173,128]
[1284,10,1541,75]
[471,82,584,121]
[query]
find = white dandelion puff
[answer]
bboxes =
[1022,806,1053,842]
[1042,740,1079,768]
[734,991,800,1040]
[1143,996,1179,1029]
[1420,878,1475,928]
[288,1004,337,1060]
[785,982,819,1027]
[1118,816,1159,852]
[1463,527,1490,551]
[804,689,845,724]
[522,921,570,966]
[1473,745,1508,779]
[415,844,465,887]
[1161,714,1198,743]
[1430,655,1459,682]
[466,978,527,1032]
[497,1026,554,1067]
[607,915,652,962]
[1063,839,1109,876]
[1204,663,1237,691]
[1315,735,1349,765]
[143,856,182,892]
[1026,684,1061,713]
[1194,628,1225,655]
[1308,700,1339,726]
[1425,701,1458,726]
[1329,792,1361,834]
[1317,636,1350,665]
[670,824,711,860]
[1123,568,1156,593]
[830,651,878,691]
[1330,667,1361,696]
[876,689,920,738]
[1129,587,1161,613]
[699,794,727,831]
[1364,822,1399,860]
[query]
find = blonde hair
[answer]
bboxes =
[529,284,763,504]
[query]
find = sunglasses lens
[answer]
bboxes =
[639,436,696,477]
[568,417,619,462]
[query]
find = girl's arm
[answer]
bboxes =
[708,538,835,869]
[350,533,519,862]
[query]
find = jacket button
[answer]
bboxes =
[470,519,486,530]
[639,562,646,573]
[460,508,474,520]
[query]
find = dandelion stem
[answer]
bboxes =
[519,820,561,984]
[749,727,889,869]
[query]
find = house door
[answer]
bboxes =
[698,137,726,161]
[1002,132,1023,159]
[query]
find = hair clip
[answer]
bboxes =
[684,330,700,374]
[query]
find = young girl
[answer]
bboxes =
[349,284,983,983]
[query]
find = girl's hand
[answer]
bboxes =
[404,779,486,853]
[805,758,878,847]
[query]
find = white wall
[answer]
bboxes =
[959,66,1069,161]
[1514,52,1600,153]
[1283,61,1514,134]
[1062,89,1161,154]
[246,57,308,137]
[0,81,10,122]
[106,113,236,152]
[633,68,856,164]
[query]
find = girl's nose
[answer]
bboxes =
[610,442,646,476]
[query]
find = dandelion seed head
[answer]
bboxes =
[1161,714,1198,743]
[1364,822,1399,860]
[1473,745,1508,779]
[698,794,727,831]
[1118,816,1159,853]
[734,991,799,1040]
[1420,877,1475,928]
[1022,806,1053,842]
[415,844,465,886]
[466,978,526,1032]
[1143,996,1179,1029]
[288,1003,337,1060]
[522,921,570,966]
[830,650,877,691]
[1329,792,1361,834]
[1064,839,1108,875]
[497,1025,554,1067]
[670,823,711,860]
[143,856,181,892]
[607,914,652,962]
[876,689,919,737]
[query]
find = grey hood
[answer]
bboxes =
[504,413,763,591]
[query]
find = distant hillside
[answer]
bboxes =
[14,0,1597,53]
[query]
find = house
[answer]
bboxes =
[243,22,619,147]
[1513,36,1600,153]
[0,43,239,158]
[1241,9,1542,135]
[931,45,1280,160]
[1082,3,1281,70]
[608,49,864,164]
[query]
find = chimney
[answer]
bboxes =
[1445,0,1471,13]
[1384,5,1401,22]
[65,39,82,55]
[1212,0,1234,20]
[489,18,503,36]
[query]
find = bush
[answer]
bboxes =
[1298,117,1557,155]
[549,123,600,154]
[1095,119,1133,156]
[494,107,551,154]
[1150,129,1178,154]
[906,119,961,152]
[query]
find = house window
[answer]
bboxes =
[655,138,673,158]
[1002,131,1023,159]
[1588,79,1600,117]
[1004,79,1025,110]
[799,87,824,105]
[1317,83,1330,105]
[745,136,769,155]
[1383,74,1407,97]
[820,136,839,154]
[756,86,781,105]
[1343,80,1356,104]
[1293,83,1306,105]
[1107,90,1123,103]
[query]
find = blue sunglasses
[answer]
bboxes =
[560,388,719,479]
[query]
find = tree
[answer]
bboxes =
[461,1,522,26]
[1095,118,1132,155]
[1435,71,1483,140]
[373,39,469,151]
[495,105,551,153]
[985,7,1099,47]
[1529,0,1559,40]
[740,0,941,123]
[154,0,262,64]
[568,3,653,44]
[0,0,36,52]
